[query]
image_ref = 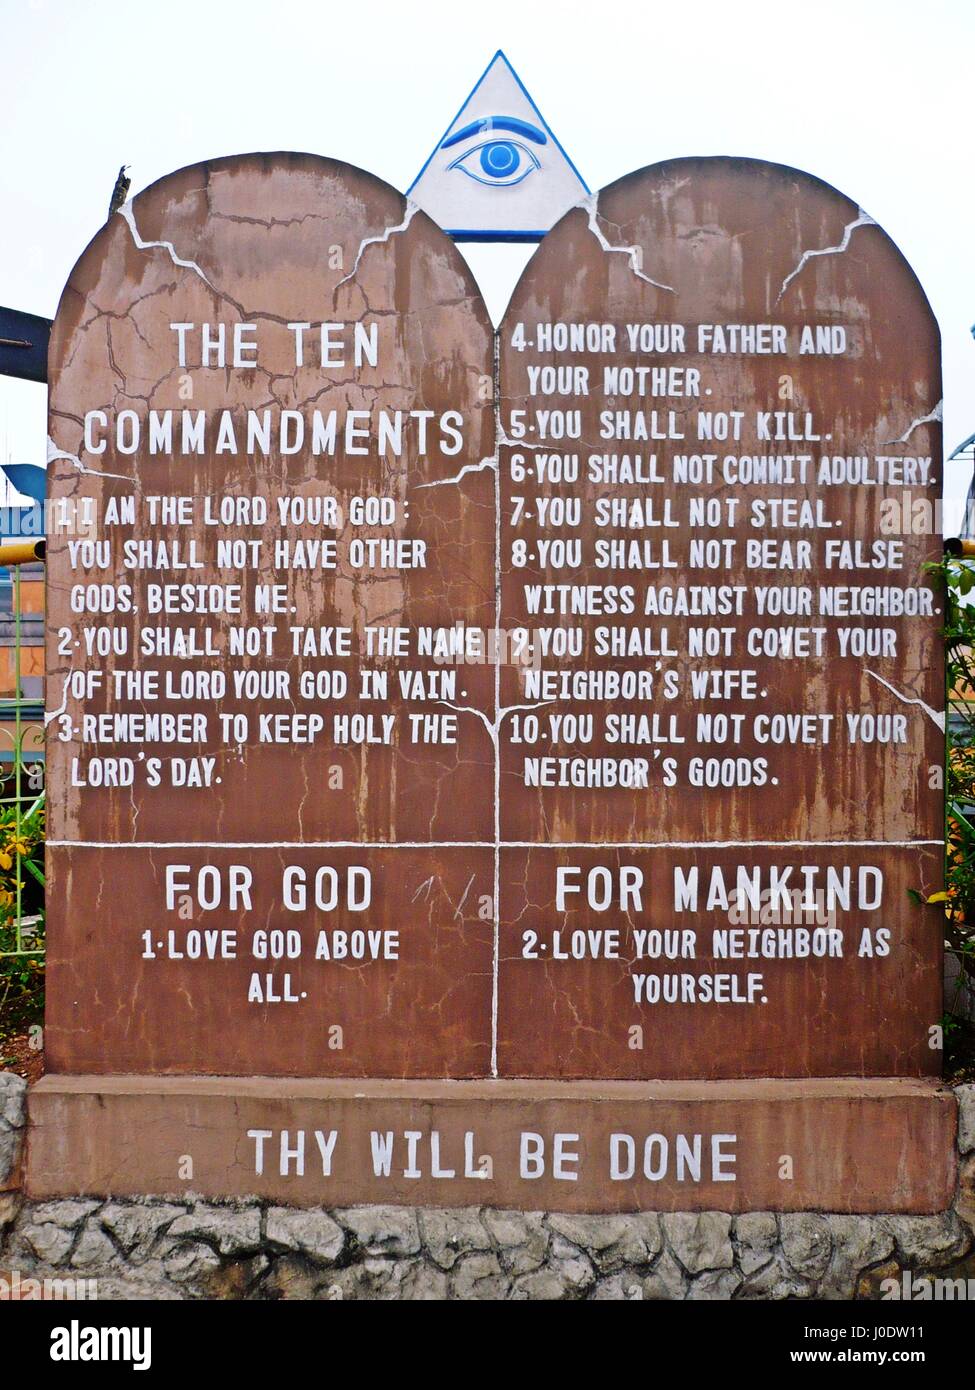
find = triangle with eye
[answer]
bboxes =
[407,50,589,242]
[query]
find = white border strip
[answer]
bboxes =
[47,839,944,849]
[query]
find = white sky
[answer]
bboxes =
[1,0,972,525]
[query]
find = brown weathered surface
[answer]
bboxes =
[46,847,493,1076]
[47,153,496,845]
[498,843,943,1079]
[496,158,943,1077]
[44,154,945,1102]
[45,154,495,1076]
[498,158,942,843]
[27,1075,957,1214]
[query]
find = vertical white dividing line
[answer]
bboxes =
[491,331,501,1079]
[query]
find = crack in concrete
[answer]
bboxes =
[47,436,133,483]
[865,670,945,733]
[414,455,498,489]
[334,202,419,293]
[580,194,675,295]
[118,201,215,290]
[433,699,556,756]
[44,666,74,728]
[776,209,876,302]
[884,400,943,446]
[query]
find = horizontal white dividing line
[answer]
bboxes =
[47,839,944,850]
[46,840,496,849]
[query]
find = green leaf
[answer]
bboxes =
[21,857,45,888]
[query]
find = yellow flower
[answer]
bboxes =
[0,852,11,870]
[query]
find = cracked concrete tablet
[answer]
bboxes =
[36,153,951,1210]
[45,153,496,1077]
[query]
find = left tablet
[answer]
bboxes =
[44,152,497,1078]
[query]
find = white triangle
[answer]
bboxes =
[408,51,589,241]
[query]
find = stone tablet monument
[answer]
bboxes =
[43,154,496,1080]
[495,158,944,1081]
[27,153,955,1216]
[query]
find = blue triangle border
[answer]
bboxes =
[407,49,590,243]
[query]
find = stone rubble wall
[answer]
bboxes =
[2,1075,973,1301]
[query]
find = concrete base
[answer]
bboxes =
[26,1075,957,1214]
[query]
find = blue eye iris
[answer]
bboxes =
[481,141,518,177]
[448,137,541,187]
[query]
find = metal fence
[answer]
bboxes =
[0,559,45,961]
